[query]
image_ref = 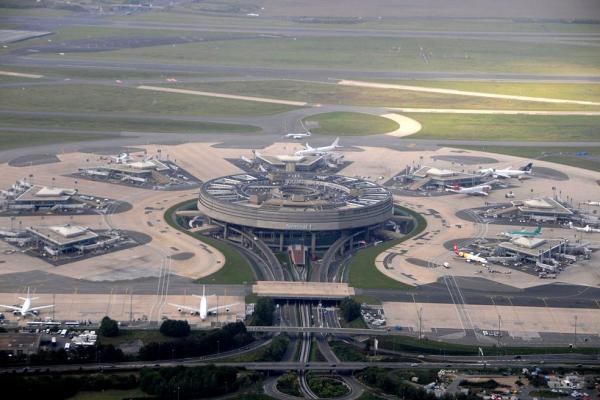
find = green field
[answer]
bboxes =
[372,80,600,103]
[379,334,600,356]
[99,329,177,347]
[0,84,299,117]
[303,112,399,136]
[1,114,261,134]
[164,201,256,284]
[348,205,427,290]
[0,131,114,151]
[48,35,600,75]
[164,80,600,111]
[118,7,600,34]
[455,145,600,172]
[69,388,149,400]
[409,114,600,142]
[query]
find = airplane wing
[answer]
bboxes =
[469,190,489,196]
[168,303,201,313]
[207,303,239,313]
[0,304,22,311]
[28,304,54,312]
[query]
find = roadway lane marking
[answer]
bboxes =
[338,79,600,106]
[137,85,311,107]
[0,70,44,78]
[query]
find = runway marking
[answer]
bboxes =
[137,85,311,107]
[0,70,44,78]
[338,79,600,106]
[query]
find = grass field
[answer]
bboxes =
[303,112,399,136]
[454,145,600,172]
[111,4,600,34]
[340,316,368,329]
[371,80,600,103]
[348,205,427,290]
[0,84,299,117]
[164,201,256,284]
[379,335,600,356]
[69,388,150,400]
[1,114,261,134]
[309,338,326,362]
[49,35,600,75]
[0,131,114,151]
[99,329,177,347]
[409,114,600,142]
[165,80,600,112]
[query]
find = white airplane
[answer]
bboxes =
[446,183,492,196]
[168,286,238,320]
[569,222,600,233]
[453,244,488,265]
[584,201,600,207]
[294,138,341,156]
[284,132,311,140]
[111,152,132,164]
[0,288,54,317]
[479,163,533,179]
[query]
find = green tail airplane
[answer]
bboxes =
[508,226,542,237]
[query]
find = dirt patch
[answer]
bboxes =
[9,153,60,167]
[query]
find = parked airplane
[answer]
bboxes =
[502,226,542,238]
[168,286,238,320]
[453,244,488,265]
[111,152,132,164]
[284,132,311,139]
[294,138,341,156]
[0,288,54,317]
[446,183,492,196]
[479,163,533,179]
[584,201,600,206]
[569,222,600,233]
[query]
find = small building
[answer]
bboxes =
[11,185,77,211]
[0,333,41,356]
[406,166,485,190]
[255,153,325,172]
[26,224,99,256]
[513,198,573,223]
[497,237,567,264]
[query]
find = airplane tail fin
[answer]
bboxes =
[332,137,340,147]
[520,162,533,172]
[569,222,573,228]
[305,142,313,150]
[535,226,541,234]
[453,244,460,255]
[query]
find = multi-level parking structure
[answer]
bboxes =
[197,172,393,253]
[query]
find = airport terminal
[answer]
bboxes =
[1,1,600,397]
[196,171,394,253]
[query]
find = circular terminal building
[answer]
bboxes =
[198,172,393,252]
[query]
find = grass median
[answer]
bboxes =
[1,114,261,134]
[302,112,399,136]
[164,200,255,284]
[348,205,427,290]
[453,145,600,173]
[379,334,600,356]
[0,131,115,151]
[410,114,600,142]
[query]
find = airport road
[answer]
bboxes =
[3,55,600,83]
[2,359,599,375]
[5,14,600,44]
